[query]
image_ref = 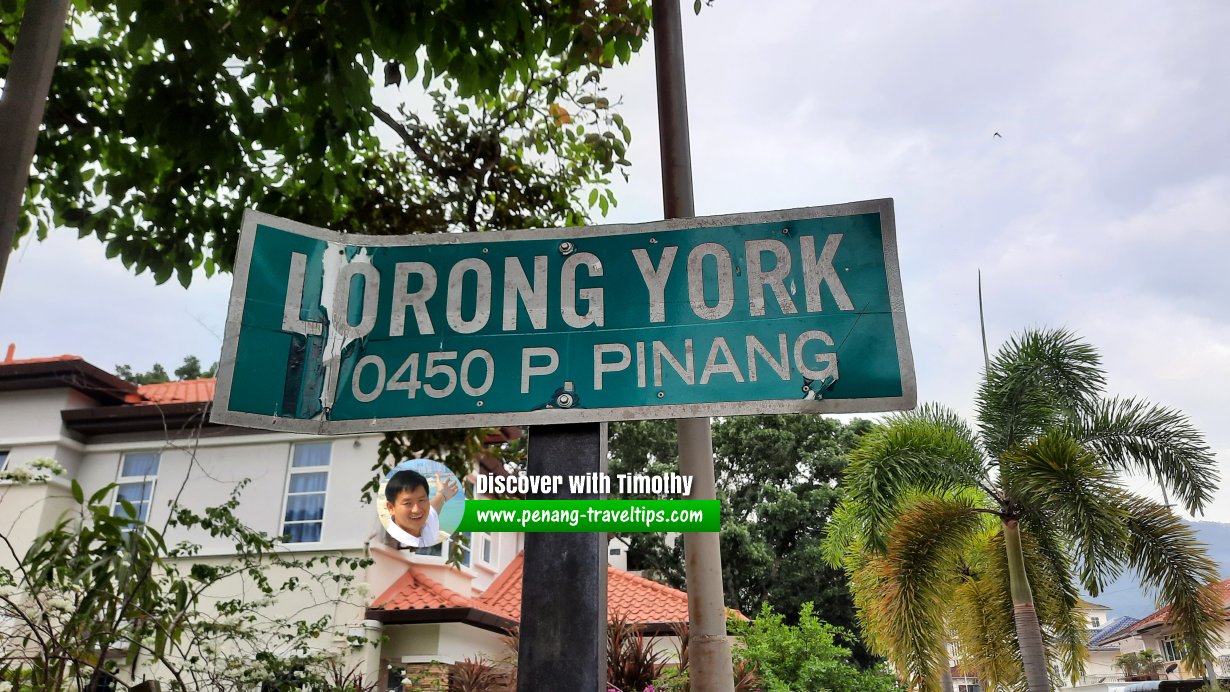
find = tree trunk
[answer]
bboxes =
[941,668,955,692]
[1003,518,1051,692]
[0,0,70,293]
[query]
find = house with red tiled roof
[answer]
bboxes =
[1092,577,1230,684]
[361,549,709,681]
[0,348,706,689]
[370,551,700,635]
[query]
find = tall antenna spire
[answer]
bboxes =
[978,270,990,371]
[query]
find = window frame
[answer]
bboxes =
[279,442,332,544]
[1161,635,1182,662]
[0,450,9,472]
[413,531,477,571]
[112,451,161,524]
[476,532,496,567]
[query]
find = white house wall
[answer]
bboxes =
[1085,648,1121,681]
[383,623,441,660]
[0,388,83,441]
[467,529,522,592]
[0,388,89,477]
[0,478,74,571]
[436,623,509,665]
[73,433,385,554]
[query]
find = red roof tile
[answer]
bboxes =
[605,563,694,624]
[1120,578,1230,638]
[473,552,738,625]
[371,553,715,626]
[472,552,529,619]
[371,565,476,611]
[136,379,216,404]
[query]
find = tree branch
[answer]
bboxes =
[370,104,452,178]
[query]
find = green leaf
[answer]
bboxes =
[587,188,599,207]
[71,480,84,504]
[89,482,116,505]
[19,0,654,288]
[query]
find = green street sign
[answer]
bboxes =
[212,200,915,433]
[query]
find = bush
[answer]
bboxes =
[729,602,900,692]
[607,613,667,692]
[1114,649,1165,677]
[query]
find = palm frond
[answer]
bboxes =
[949,572,1023,691]
[1005,430,1129,594]
[1120,494,1223,669]
[1071,397,1218,515]
[820,495,865,568]
[846,404,987,551]
[902,403,986,459]
[850,494,985,691]
[977,328,1104,456]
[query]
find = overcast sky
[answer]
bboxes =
[2,2,1227,530]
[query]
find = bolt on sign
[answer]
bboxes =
[211,199,915,433]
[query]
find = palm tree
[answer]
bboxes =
[822,328,1223,692]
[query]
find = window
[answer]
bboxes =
[1090,616,1101,628]
[414,532,471,566]
[477,532,496,565]
[1162,636,1183,662]
[113,452,160,522]
[281,442,331,543]
[0,450,9,471]
[86,670,119,691]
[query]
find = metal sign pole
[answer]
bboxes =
[652,1,736,690]
[516,423,608,691]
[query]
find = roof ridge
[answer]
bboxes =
[473,552,525,618]
[608,563,690,597]
[371,564,473,610]
[0,354,83,365]
[1106,577,1230,643]
[381,551,744,626]
[135,378,217,404]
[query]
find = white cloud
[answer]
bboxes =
[0,232,231,371]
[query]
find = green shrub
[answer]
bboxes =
[730,602,900,692]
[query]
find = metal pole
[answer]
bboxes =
[0,0,70,293]
[517,423,608,691]
[652,2,735,690]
